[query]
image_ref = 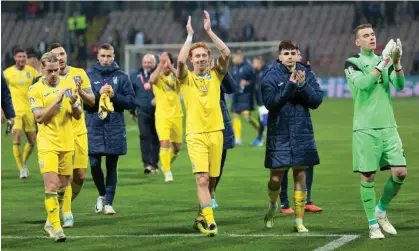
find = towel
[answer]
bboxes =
[98,86,114,120]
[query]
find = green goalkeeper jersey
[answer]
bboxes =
[344,51,405,131]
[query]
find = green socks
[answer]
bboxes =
[377,176,404,211]
[360,181,377,225]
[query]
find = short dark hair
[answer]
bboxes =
[278,40,299,53]
[253,56,264,62]
[98,43,114,51]
[13,47,26,55]
[233,49,243,55]
[353,24,372,38]
[47,43,64,52]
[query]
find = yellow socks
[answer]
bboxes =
[57,189,66,211]
[170,149,179,164]
[160,147,171,173]
[62,186,72,215]
[294,189,307,224]
[45,192,61,230]
[233,116,242,141]
[202,205,215,225]
[71,180,83,201]
[22,143,34,165]
[12,142,23,170]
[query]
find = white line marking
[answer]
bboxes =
[313,235,360,251]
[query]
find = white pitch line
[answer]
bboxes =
[313,235,360,251]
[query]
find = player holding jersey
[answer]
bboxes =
[177,11,230,236]
[149,52,183,183]
[344,24,407,239]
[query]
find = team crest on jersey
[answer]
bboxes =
[26,72,31,78]
[348,66,354,75]
[29,97,35,105]
[113,77,118,85]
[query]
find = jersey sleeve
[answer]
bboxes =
[29,86,44,111]
[344,59,378,91]
[388,65,405,91]
[80,70,92,90]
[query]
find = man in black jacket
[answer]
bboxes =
[1,73,15,129]
[130,54,160,174]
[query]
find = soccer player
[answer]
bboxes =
[3,48,39,178]
[130,54,160,174]
[47,43,95,227]
[261,40,323,233]
[86,43,135,215]
[230,50,258,145]
[177,12,230,236]
[149,52,183,182]
[251,56,269,147]
[29,52,82,242]
[344,24,407,239]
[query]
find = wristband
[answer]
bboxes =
[72,102,80,108]
[186,35,193,43]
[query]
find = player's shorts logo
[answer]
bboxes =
[26,72,31,78]
[191,162,195,172]
[39,160,45,168]
[29,97,35,105]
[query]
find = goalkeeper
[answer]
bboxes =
[344,24,407,240]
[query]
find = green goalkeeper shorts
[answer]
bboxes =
[353,127,406,173]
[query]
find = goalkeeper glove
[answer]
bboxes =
[391,38,402,71]
[375,39,394,72]
[258,105,269,127]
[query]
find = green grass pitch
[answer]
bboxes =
[1,98,418,251]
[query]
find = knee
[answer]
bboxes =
[270,175,281,184]
[74,169,86,183]
[243,115,250,122]
[395,168,407,180]
[173,144,181,153]
[196,174,209,187]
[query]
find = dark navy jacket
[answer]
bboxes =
[86,62,135,156]
[255,64,270,106]
[1,73,15,119]
[262,60,323,168]
[130,67,156,118]
[231,58,256,112]
[220,72,237,150]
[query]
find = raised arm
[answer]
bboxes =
[149,60,164,85]
[177,16,193,80]
[389,38,405,91]
[203,10,230,74]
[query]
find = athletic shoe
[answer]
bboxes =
[164,171,173,182]
[19,166,29,179]
[144,165,152,174]
[195,221,218,237]
[280,207,295,215]
[95,196,105,213]
[252,138,263,147]
[264,204,277,229]
[151,166,160,174]
[212,198,218,209]
[104,205,116,215]
[235,139,242,146]
[62,214,74,228]
[193,219,206,231]
[305,203,323,213]
[53,228,66,242]
[294,224,309,233]
[369,225,385,239]
[377,215,397,235]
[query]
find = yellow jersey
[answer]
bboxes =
[29,77,79,152]
[59,66,91,136]
[3,65,39,114]
[153,72,183,118]
[180,69,224,135]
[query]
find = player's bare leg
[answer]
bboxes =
[293,167,309,233]
[265,169,284,228]
[375,167,407,235]
[195,172,217,236]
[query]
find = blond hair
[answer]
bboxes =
[40,52,59,67]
